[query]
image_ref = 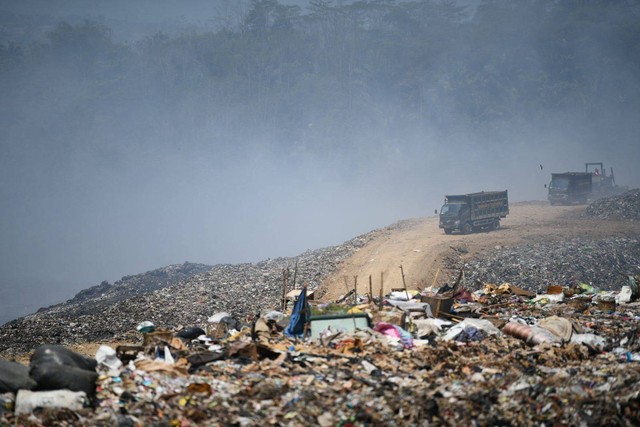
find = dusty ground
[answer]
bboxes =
[318,201,640,300]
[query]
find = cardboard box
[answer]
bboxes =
[420,296,454,317]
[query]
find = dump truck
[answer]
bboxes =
[547,172,592,205]
[439,190,509,234]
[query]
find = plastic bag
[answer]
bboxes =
[95,345,123,371]
[176,326,206,340]
[0,358,37,393]
[30,362,98,396]
[30,345,97,372]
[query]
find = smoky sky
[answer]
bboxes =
[1,0,640,323]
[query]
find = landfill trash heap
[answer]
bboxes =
[0,222,397,356]
[586,188,640,220]
[2,192,640,424]
[2,279,640,426]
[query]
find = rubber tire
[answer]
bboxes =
[462,222,473,234]
[444,228,453,235]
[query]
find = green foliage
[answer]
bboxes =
[310,303,349,316]
[1,0,639,157]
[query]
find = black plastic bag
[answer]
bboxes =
[176,326,206,341]
[30,345,97,371]
[30,362,98,396]
[0,358,37,393]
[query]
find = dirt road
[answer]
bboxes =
[319,202,640,300]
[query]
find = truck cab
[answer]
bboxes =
[548,172,592,205]
[439,201,471,234]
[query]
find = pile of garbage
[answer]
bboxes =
[463,237,640,294]
[586,189,640,220]
[0,226,385,355]
[2,279,640,426]
[52,262,214,316]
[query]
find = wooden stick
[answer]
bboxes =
[292,259,299,290]
[440,312,464,322]
[353,275,358,305]
[431,268,441,288]
[281,267,289,311]
[368,275,373,304]
[400,264,409,300]
[379,272,384,310]
[350,278,358,329]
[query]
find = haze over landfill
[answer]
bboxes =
[1,0,640,324]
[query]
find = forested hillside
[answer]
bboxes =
[1,0,639,300]
[2,0,639,162]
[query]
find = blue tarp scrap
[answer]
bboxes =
[285,285,310,338]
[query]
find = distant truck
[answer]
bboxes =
[439,191,509,234]
[547,162,626,205]
[547,172,592,205]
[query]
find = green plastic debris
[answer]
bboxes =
[579,283,596,294]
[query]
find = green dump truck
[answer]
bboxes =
[547,172,592,205]
[439,190,509,235]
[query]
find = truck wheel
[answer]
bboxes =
[462,222,472,234]
[444,228,452,235]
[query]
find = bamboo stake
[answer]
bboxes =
[379,272,384,310]
[292,259,299,290]
[281,267,289,311]
[400,264,409,300]
[353,275,358,305]
[431,268,441,289]
[350,276,358,329]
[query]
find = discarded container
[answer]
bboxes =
[597,297,616,312]
[15,389,87,415]
[568,296,592,311]
[310,313,371,340]
[547,285,563,294]
[502,322,533,341]
[527,326,561,345]
[420,296,453,317]
[142,329,174,347]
